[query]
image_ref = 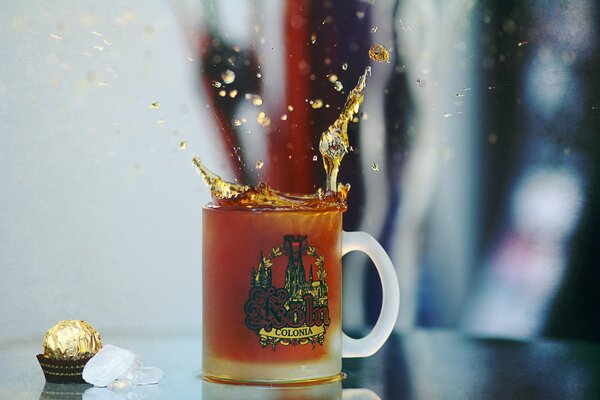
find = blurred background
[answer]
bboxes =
[1,0,598,344]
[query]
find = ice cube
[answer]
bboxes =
[83,345,135,387]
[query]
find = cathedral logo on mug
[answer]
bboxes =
[243,235,330,349]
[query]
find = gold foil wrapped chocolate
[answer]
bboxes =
[42,320,102,361]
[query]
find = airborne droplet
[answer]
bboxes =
[221,69,236,84]
[255,160,264,169]
[252,95,263,106]
[371,163,380,172]
[311,99,324,109]
[368,44,391,63]
[179,141,188,150]
[150,101,160,109]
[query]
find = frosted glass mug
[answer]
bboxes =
[202,206,399,384]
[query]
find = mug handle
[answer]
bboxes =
[341,231,400,357]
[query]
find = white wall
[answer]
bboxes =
[0,1,225,339]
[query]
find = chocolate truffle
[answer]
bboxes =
[37,320,102,383]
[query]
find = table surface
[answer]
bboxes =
[0,329,599,400]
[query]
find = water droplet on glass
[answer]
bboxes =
[179,141,188,150]
[334,81,343,91]
[221,69,235,84]
[342,63,348,71]
[311,99,323,109]
[371,163,380,172]
[255,160,264,169]
[150,101,160,109]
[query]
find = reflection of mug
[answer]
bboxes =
[202,380,382,400]
[202,207,399,383]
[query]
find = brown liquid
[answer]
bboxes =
[193,68,370,210]
[202,208,343,378]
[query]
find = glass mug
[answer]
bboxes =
[202,206,399,383]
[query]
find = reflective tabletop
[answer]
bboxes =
[1,330,599,399]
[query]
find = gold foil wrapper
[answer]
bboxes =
[42,320,102,361]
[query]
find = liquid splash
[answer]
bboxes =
[192,157,348,211]
[319,68,369,192]
[194,69,370,211]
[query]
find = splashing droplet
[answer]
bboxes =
[257,112,271,127]
[221,69,236,84]
[311,99,324,109]
[369,44,391,63]
[252,95,263,106]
